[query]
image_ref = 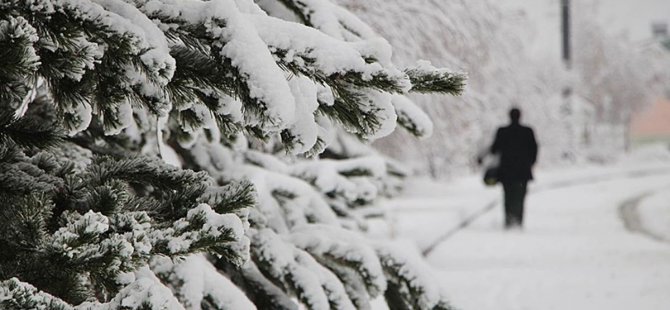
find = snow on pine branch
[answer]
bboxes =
[250,14,407,92]
[391,94,434,138]
[249,228,353,310]
[150,254,255,309]
[244,164,340,229]
[405,60,467,95]
[272,0,378,41]
[2,0,464,155]
[0,0,466,309]
[181,137,452,308]
[291,156,386,205]
[290,224,387,298]
[79,266,184,310]
[0,278,74,310]
[375,242,455,310]
[136,0,297,130]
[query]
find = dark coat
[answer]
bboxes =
[491,123,538,182]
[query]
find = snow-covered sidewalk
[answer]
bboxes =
[380,151,670,310]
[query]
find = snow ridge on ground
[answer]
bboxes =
[637,191,670,241]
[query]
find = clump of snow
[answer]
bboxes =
[0,278,74,310]
[244,150,290,174]
[251,14,408,91]
[286,76,320,154]
[358,90,397,140]
[268,0,377,41]
[52,211,111,257]
[157,110,182,167]
[92,266,184,310]
[142,0,297,129]
[317,84,335,106]
[250,228,332,310]
[103,100,135,136]
[291,156,385,203]
[375,240,448,309]
[245,165,339,229]
[233,0,267,15]
[110,211,154,256]
[391,94,433,138]
[84,0,175,82]
[152,254,256,309]
[165,203,246,255]
[290,224,387,297]
[0,16,39,43]
[66,101,94,136]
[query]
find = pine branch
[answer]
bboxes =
[90,156,210,192]
[168,46,236,106]
[200,180,256,213]
[0,278,73,310]
[275,0,313,27]
[0,1,468,309]
[0,110,63,150]
[216,259,299,310]
[404,65,467,95]
[0,17,40,79]
[273,0,372,40]
[318,86,382,138]
[194,90,243,141]
[376,245,457,310]
[272,47,408,94]
[0,16,40,108]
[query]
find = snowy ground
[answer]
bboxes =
[377,145,670,310]
[637,191,670,242]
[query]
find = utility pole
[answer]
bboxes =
[561,0,571,70]
[560,0,575,160]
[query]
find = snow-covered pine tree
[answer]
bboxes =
[0,0,465,309]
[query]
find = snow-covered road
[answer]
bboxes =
[380,152,670,310]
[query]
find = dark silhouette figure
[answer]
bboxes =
[487,108,538,228]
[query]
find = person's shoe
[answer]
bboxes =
[504,221,523,231]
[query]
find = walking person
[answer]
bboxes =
[480,108,538,229]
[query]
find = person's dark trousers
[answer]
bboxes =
[502,181,528,228]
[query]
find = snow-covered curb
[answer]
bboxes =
[636,190,670,242]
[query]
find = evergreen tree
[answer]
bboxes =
[0,0,465,309]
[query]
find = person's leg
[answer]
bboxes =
[503,182,528,229]
[516,181,528,225]
[502,182,514,228]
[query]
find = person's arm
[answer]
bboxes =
[491,128,503,155]
[477,128,502,165]
[529,128,538,165]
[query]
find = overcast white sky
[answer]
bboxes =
[597,0,670,40]
[503,0,670,62]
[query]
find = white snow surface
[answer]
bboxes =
[376,146,670,310]
[287,76,320,154]
[290,224,387,296]
[638,191,670,241]
[66,101,93,136]
[160,254,256,309]
[291,156,386,202]
[279,0,377,41]
[391,94,433,138]
[250,14,407,89]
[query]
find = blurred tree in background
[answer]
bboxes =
[337,0,670,177]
